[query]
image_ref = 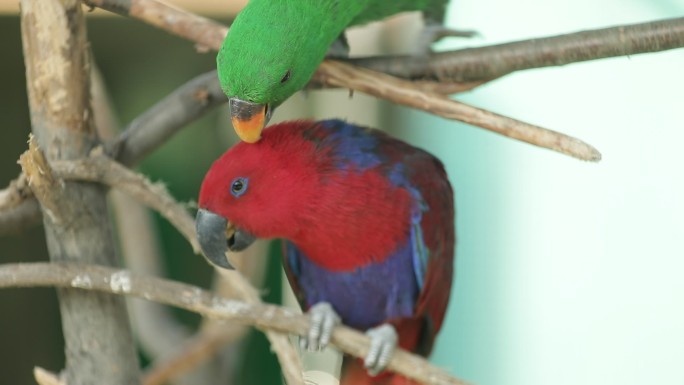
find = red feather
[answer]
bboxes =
[198,119,455,384]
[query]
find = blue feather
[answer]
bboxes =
[319,119,382,171]
[285,239,420,329]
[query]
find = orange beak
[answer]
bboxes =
[229,98,272,143]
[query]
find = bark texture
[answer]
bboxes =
[19,1,141,383]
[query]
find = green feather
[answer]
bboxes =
[217,0,447,107]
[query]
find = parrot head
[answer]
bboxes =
[196,121,320,268]
[216,1,342,143]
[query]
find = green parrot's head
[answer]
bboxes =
[217,2,334,143]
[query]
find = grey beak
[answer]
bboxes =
[228,98,274,127]
[195,209,257,270]
[196,208,232,269]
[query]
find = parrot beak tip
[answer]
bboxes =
[229,98,273,143]
[196,208,235,270]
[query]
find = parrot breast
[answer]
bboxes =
[285,238,420,329]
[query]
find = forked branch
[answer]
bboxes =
[0,262,472,385]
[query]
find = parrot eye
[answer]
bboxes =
[230,177,249,198]
[280,70,291,84]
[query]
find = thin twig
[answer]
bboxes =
[82,0,601,161]
[0,199,41,234]
[142,327,242,385]
[143,241,272,385]
[314,61,602,161]
[109,70,227,167]
[82,0,228,52]
[0,262,472,385]
[42,145,201,253]
[0,174,30,211]
[0,174,41,234]
[349,17,684,81]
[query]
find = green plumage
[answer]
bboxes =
[217,0,448,108]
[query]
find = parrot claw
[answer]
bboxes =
[364,324,398,376]
[301,302,340,352]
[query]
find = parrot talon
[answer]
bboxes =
[364,323,398,376]
[302,302,340,352]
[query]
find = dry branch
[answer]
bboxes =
[20,1,141,384]
[350,17,684,81]
[0,174,41,234]
[0,262,471,385]
[109,70,227,166]
[81,0,603,161]
[314,61,601,161]
[142,327,241,385]
[82,0,228,52]
[45,145,201,253]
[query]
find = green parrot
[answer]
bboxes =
[217,0,461,143]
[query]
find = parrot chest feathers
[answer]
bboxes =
[285,239,420,329]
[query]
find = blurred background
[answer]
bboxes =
[1,0,683,384]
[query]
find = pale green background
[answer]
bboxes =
[402,1,684,384]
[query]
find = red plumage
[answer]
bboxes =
[198,119,455,384]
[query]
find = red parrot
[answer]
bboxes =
[196,119,455,384]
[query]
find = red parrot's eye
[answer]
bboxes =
[280,70,291,83]
[230,177,249,198]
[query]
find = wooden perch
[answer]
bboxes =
[350,17,684,81]
[0,262,472,385]
[19,1,142,384]
[314,61,601,161]
[81,0,612,161]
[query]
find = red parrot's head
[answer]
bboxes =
[196,120,321,269]
[197,118,417,272]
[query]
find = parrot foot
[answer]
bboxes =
[301,302,341,352]
[364,323,398,376]
[416,24,479,54]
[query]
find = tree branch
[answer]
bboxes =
[0,262,472,385]
[0,174,41,234]
[109,70,227,167]
[81,0,602,161]
[38,145,201,253]
[314,61,601,161]
[348,17,684,81]
[82,0,228,52]
[19,1,141,383]
[142,327,242,385]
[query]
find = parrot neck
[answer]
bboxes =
[288,169,414,272]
